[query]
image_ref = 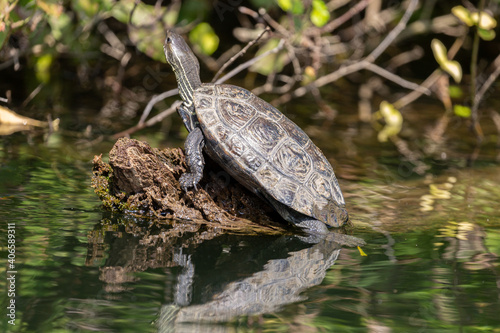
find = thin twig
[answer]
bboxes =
[271,0,419,106]
[97,22,125,53]
[470,0,486,142]
[212,27,270,83]
[144,100,182,126]
[393,70,441,110]
[366,0,419,62]
[138,88,179,125]
[319,0,371,33]
[258,8,291,38]
[113,100,181,139]
[21,83,44,107]
[214,39,285,85]
[364,63,430,94]
[472,53,500,115]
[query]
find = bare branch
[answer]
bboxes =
[21,83,44,107]
[366,0,419,62]
[319,0,371,34]
[215,39,285,85]
[472,53,500,114]
[138,88,179,126]
[271,0,420,106]
[364,63,430,95]
[212,27,270,83]
[393,70,441,110]
[113,100,181,139]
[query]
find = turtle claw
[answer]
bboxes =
[179,173,200,192]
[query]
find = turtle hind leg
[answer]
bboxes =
[180,127,205,191]
[261,192,329,235]
[294,219,329,234]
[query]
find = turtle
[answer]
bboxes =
[163,30,348,234]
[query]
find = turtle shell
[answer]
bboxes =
[193,83,347,227]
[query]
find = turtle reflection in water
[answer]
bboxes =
[157,237,343,326]
[163,31,348,234]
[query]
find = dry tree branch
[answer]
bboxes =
[393,71,441,110]
[252,74,297,95]
[215,45,241,67]
[386,45,424,71]
[214,39,285,84]
[239,7,291,38]
[472,53,500,114]
[319,0,371,34]
[364,63,429,94]
[271,0,420,106]
[212,27,270,83]
[21,83,44,108]
[138,88,179,126]
[366,0,419,62]
[113,100,182,139]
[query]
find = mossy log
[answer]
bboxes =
[92,138,287,235]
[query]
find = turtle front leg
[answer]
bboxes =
[178,104,198,132]
[180,126,205,191]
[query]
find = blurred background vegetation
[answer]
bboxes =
[1,4,500,331]
[1,0,500,160]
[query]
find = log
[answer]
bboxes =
[92,137,287,235]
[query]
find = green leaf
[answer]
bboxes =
[249,38,288,75]
[129,26,167,61]
[478,28,496,41]
[453,105,471,118]
[276,0,303,14]
[291,0,304,14]
[452,6,497,31]
[431,39,462,83]
[189,22,219,56]
[375,101,403,142]
[277,0,292,11]
[47,11,71,41]
[448,85,463,99]
[452,6,474,26]
[431,39,448,64]
[379,101,403,127]
[301,66,316,85]
[441,60,462,83]
[310,0,330,27]
[110,0,178,61]
[71,0,99,17]
[37,0,64,17]
[0,30,8,50]
[35,54,53,84]
[470,11,497,30]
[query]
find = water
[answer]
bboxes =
[1,95,500,332]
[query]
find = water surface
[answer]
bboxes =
[1,95,499,332]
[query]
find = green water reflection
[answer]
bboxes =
[1,104,500,332]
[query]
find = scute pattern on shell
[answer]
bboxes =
[193,83,346,226]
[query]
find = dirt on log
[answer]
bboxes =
[92,137,287,235]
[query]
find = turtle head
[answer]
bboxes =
[164,30,201,103]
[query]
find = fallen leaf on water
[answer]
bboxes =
[0,105,59,135]
[357,246,367,256]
